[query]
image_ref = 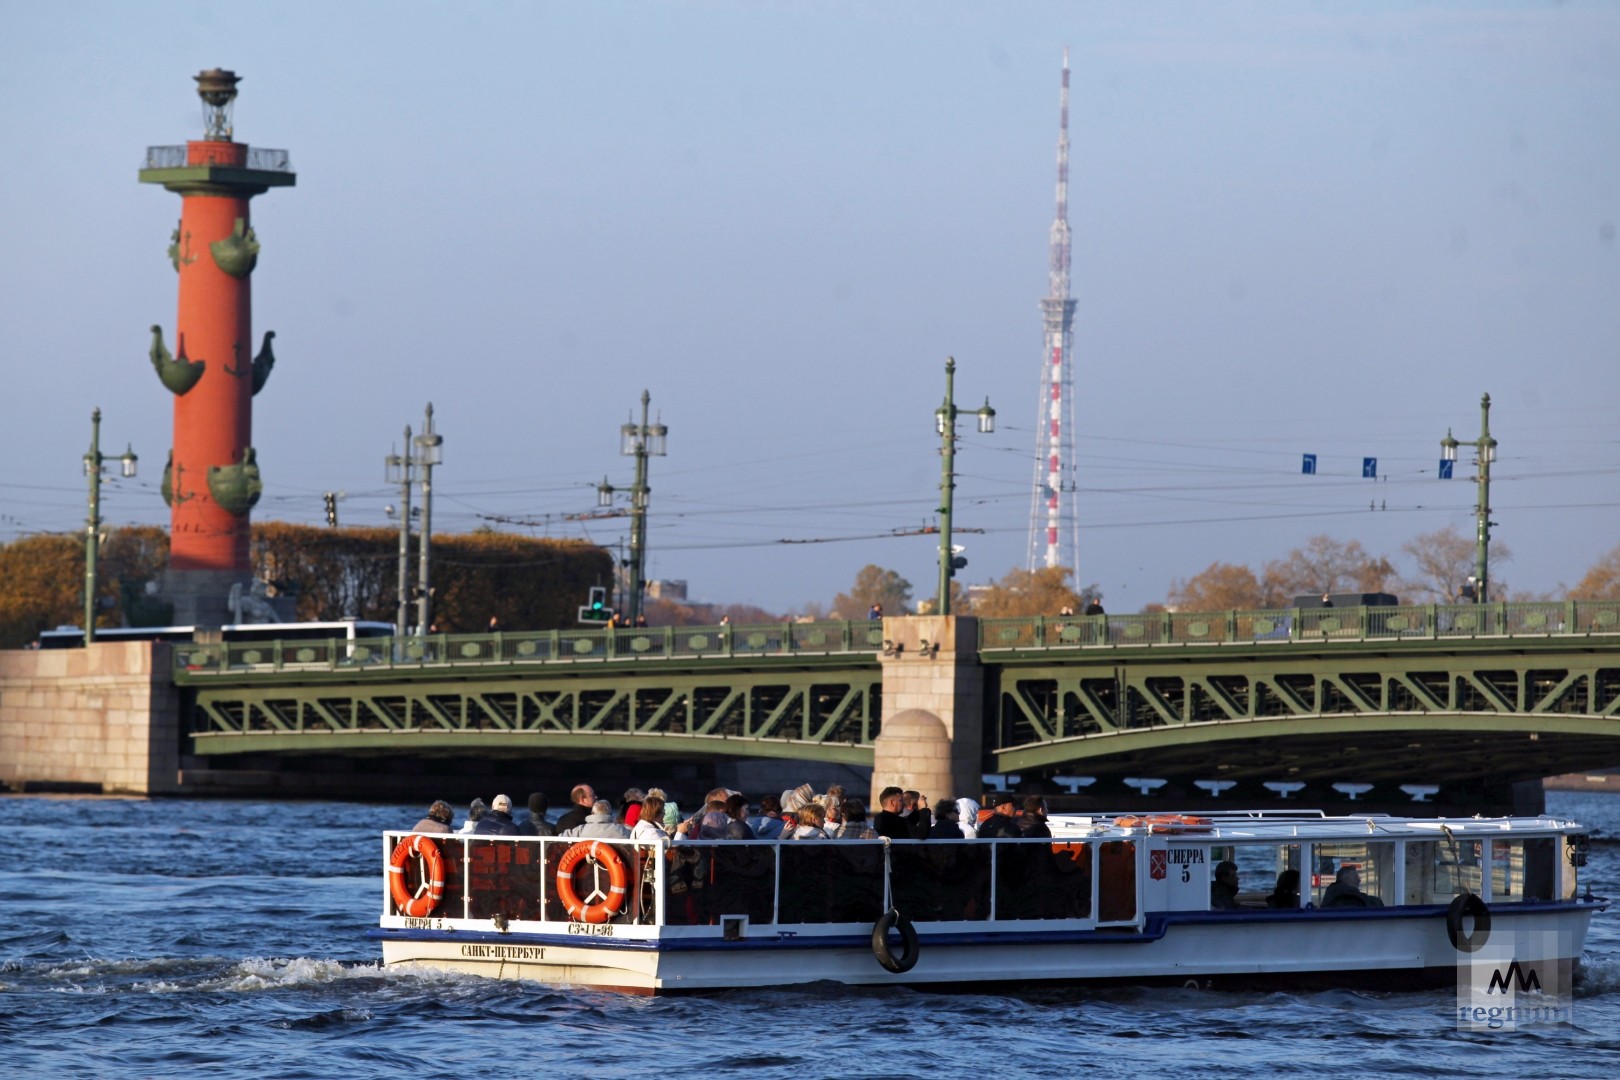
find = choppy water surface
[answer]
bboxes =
[2,792,1617,1078]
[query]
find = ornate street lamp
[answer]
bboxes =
[1439,392,1497,603]
[83,408,138,644]
[934,357,994,616]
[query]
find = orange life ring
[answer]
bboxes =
[389,834,446,917]
[555,840,629,924]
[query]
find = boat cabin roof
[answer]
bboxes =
[1046,810,1581,842]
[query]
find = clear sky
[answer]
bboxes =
[2,1,1616,616]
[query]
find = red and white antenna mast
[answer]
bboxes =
[1027,48,1080,574]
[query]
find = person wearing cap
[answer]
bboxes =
[411,800,453,834]
[474,793,520,836]
[976,792,1022,839]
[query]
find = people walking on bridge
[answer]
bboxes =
[474,793,520,835]
[1083,596,1105,616]
[868,602,883,620]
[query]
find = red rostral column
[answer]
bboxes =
[140,70,294,625]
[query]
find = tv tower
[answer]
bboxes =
[1026,49,1079,575]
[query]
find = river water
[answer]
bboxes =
[2,791,1616,1078]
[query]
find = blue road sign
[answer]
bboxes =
[1301,454,1317,475]
[1438,460,1454,479]
[1362,457,1377,478]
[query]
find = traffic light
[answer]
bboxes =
[578,586,610,624]
[323,491,338,527]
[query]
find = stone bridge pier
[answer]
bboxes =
[869,616,982,806]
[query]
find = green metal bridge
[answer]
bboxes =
[173,600,1620,792]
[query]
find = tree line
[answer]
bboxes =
[0,523,611,649]
[814,528,1620,621]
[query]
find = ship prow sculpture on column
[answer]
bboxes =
[140,70,296,626]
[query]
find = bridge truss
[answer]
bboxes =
[188,659,881,766]
[990,639,1620,787]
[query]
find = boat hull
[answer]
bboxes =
[372,903,1598,994]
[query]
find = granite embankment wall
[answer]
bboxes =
[0,643,180,794]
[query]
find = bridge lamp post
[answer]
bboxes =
[384,423,415,637]
[83,407,138,644]
[1439,393,1496,603]
[934,357,994,616]
[597,389,666,625]
[413,405,444,634]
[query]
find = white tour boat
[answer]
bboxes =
[368,810,1604,994]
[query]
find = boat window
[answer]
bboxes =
[1489,838,1558,904]
[896,841,992,921]
[1403,838,1484,905]
[986,839,1095,920]
[1311,841,1395,908]
[776,842,878,924]
[1209,843,1302,909]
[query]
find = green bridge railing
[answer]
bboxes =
[171,601,1620,680]
[978,599,1620,651]
[175,619,887,678]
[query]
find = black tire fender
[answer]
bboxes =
[872,909,919,974]
[1446,892,1491,953]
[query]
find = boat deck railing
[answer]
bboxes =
[383,833,1140,931]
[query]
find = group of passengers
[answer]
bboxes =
[409,785,1064,846]
[1209,862,1382,911]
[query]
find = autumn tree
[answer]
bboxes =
[1570,544,1620,600]
[1399,525,1512,603]
[253,523,611,631]
[831,564,913,619]
[0,527,171,648]
[1167,561,1265,611]
[967,565,1083,618]
[1260,535,1395,604]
